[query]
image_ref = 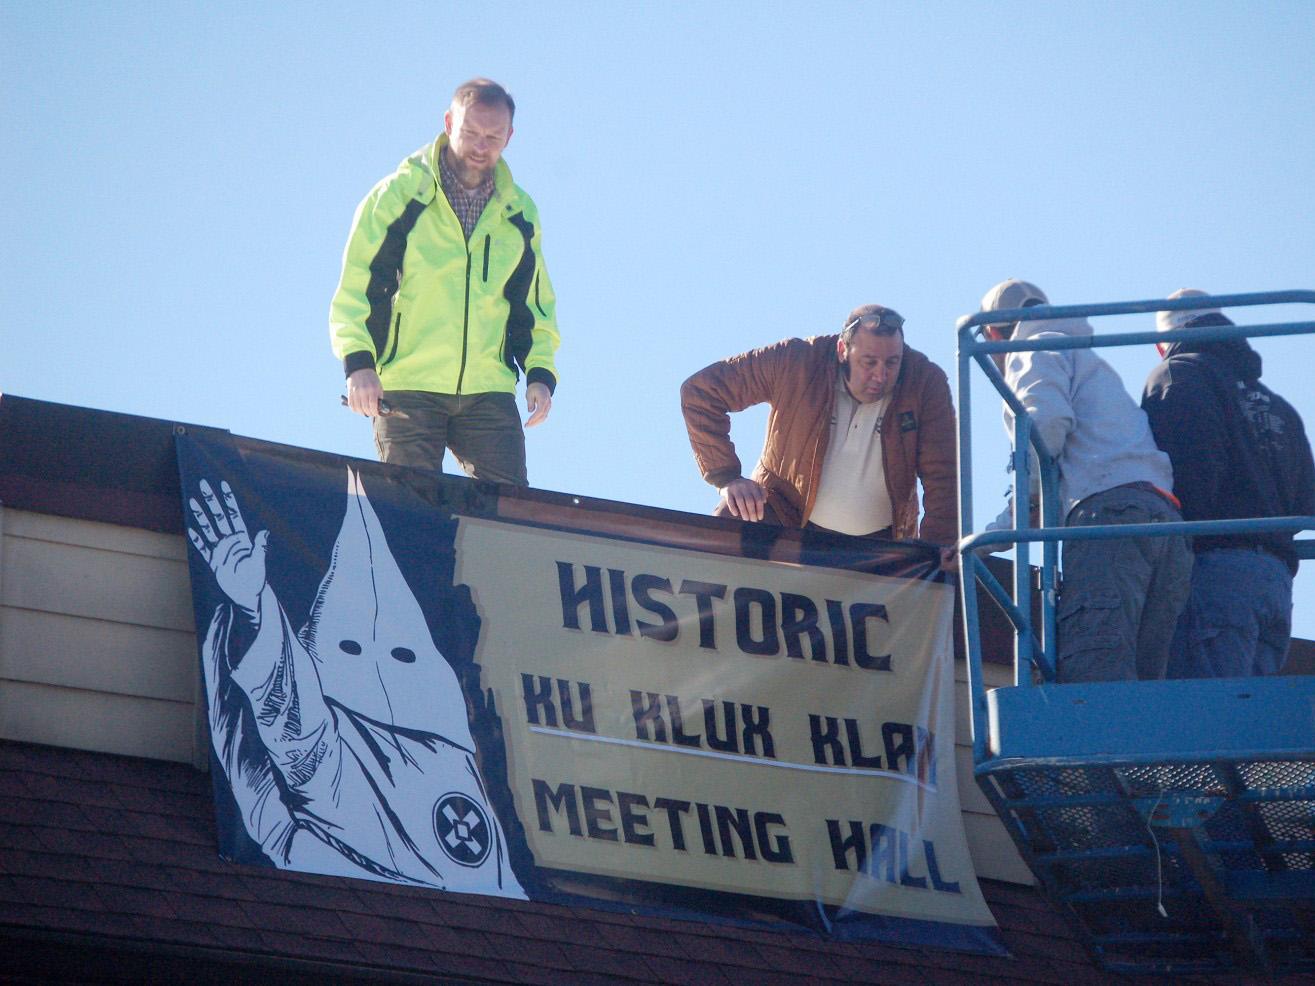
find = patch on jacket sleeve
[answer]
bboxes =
[899,411,918,433]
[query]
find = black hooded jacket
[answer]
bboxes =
[1142,315,1315,574]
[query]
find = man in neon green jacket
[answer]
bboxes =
[331,78,560,486]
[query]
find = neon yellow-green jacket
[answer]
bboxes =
[329,135,559,396]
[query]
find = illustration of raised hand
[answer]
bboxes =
[188,478,269,615]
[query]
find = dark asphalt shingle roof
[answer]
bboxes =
[5,739,1309,985]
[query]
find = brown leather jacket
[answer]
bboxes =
[680,334,958,544]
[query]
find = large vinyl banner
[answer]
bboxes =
[177,431,1001,953]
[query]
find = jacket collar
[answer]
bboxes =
[428,132,514,201]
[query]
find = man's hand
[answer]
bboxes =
[939,545,960,574]
[719,476,766,522]
[346,368,383,417]
[187,478,269,616]
[525,381,552,428]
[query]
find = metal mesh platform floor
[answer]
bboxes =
[977,677,1315,975]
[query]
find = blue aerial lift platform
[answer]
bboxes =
[954,291,1315,975]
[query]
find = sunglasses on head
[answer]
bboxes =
[845,311,905,334]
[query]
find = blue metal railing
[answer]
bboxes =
[954,290,1315,764]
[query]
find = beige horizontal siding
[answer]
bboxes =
[2,523,193,631]
[4,509,186,559]
[0,679,198,763]
[0,608,197,703]
[955,660,1032,883]
[963,809,1034,884]
[0,508,203,766]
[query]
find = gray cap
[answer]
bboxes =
[980,278,1048,315]
[1157,288,1225,332]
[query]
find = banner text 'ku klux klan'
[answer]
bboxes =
[177,431,1001,954]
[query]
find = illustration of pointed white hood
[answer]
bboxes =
[300,470,474,747]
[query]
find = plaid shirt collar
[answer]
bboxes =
[439,147,496,240]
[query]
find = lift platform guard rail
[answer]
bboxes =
[953,290,1315,975]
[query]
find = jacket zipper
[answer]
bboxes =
[450,187,499,394]
[803,433,824,522]
[801,384,832,523]
[455,250,472,395]
[380,311,402,368]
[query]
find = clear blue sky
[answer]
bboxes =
[4,1,1314,635]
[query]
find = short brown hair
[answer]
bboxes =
[451,78,516,122]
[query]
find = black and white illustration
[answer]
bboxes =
[187,469,524,898]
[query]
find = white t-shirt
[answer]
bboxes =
[807,376,893,535]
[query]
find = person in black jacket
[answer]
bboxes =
[1143,289,1315,677]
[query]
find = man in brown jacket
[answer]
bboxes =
[680,304,958,564]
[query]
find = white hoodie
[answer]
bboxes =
[1001,316,1173,518]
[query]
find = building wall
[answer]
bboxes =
[0,504,1033,884]
[0,507,205,769]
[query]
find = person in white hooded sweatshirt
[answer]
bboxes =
[979,279,1193,683]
